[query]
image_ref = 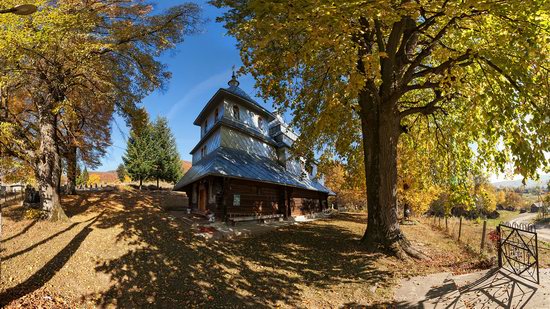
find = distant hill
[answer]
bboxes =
[90,171,119,184]
[182,160,192,174]
[492,175,550,189]
[88,161,191,184]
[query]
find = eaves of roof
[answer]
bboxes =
[193,88,275,126]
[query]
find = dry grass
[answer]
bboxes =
[427,214,550,269]
[2,191,487,307]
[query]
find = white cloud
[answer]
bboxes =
[166,69,232,120]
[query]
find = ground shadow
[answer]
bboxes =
[64,191,392,307]
[0,213,103,306]
[1,220,37,244]
[420,268,538,308]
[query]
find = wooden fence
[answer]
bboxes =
[428,216,496,255]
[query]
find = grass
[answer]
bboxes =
[1,191,490,307]
[427,211,550,269]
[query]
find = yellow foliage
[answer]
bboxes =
[87,174,101,186]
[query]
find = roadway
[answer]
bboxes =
[509,212,550,242]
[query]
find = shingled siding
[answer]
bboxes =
[220,127,276,160]
[192,129,222,164]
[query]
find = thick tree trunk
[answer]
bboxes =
[67,145,77,195]
[38,108,68,221]
[359,92,424,259]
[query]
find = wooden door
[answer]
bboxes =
[199,188,207,211]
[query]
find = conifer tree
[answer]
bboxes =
[151,117,183,188]
[77,167,89,187]
[116,164,127,183]
[123,125,157,190]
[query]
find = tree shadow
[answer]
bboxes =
[0,198,26,221]
[1,217,95,261]
[0,212,103,306]
[417,268,538,308]
[1,220,37,244]
[330,212,368,224]
[77,191,391,307]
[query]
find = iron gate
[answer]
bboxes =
[497,222,539,284]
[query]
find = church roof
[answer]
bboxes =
[193,75,275,126]
[173,147,334,195]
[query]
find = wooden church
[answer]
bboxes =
[174,74,334,222]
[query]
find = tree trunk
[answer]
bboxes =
[38,107,68,221]
[157,177,159,190]
[359,92,424,259]
[139,178,143,190]
[67,145,77,195]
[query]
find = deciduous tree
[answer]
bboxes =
[0,0,201,220]
[213,0,549,257]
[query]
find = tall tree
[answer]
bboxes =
[151,117,183,188]
[0,1,201,220]
[123,125,157,190]
[77,166,89,187]
[213,0,549,257]
[116,164,127,183]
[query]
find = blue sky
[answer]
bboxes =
[95,1,548,183]
[96,0,270,171]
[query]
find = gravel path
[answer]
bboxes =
[509,212,550,242]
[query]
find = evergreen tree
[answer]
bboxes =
[151,117,183,188]
[123,125,157,190]
[116,164,127,182]
[77,167,89,187]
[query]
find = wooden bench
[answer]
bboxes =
[227,213,284,225]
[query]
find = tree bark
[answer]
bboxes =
[38,107,68,221]
[67,145,77,195]
[139,178,143,190]
[359,91,424,259]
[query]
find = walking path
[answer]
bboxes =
[509,212,550,242]
[394,268,550,308]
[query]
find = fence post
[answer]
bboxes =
[480,220,487,253]
[497,225,502,268]
[458,217,462,241]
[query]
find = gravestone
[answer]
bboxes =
[23,185,40,209]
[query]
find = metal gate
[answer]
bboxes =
[497,222,539,284]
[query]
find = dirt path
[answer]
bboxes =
[509,212,550,242]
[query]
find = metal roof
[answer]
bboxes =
[193,86,275,126]
[173,147,334,195]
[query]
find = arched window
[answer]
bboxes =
[204,119,208,134]
[214,108,219,121]
[258,117,264,131]
[232,105,240,121]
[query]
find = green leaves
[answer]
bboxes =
[215,0,549,183]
